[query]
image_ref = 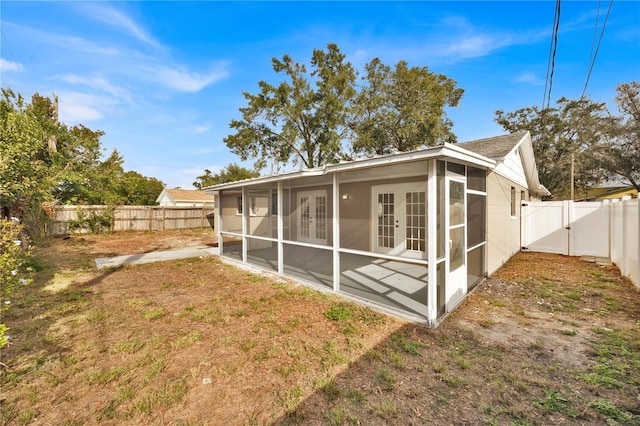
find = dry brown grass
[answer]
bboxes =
[1,231,638,425]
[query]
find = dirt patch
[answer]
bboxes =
[1,235,639,425]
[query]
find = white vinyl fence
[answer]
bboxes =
[46,205,215,235]
[521,198,639,288]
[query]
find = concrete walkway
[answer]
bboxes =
[95,247,220,269]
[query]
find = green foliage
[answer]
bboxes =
[350,58,463,156]
[224,43,357,171]
[224,44,465,171]
[589,398,634,423]
[67,207,115,234]
[193,163,260,189]
[0,218,33,347]
[605,81,640,191]
[495,96,617,198]
[1,89,165,237]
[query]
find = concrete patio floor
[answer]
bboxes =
[95,247,220,269]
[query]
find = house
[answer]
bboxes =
[204,131,549,325]
[581,179,638,201]
[156,188,216,207]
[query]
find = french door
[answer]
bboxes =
[297,190,327,244]
[372,183,427,259]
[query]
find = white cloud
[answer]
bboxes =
[56,91,119,124]
[52,74,133,103]
[193,124,211,134]
[150,65,229,92]
[75,3,161,48]
[514,72,544,86]
[0,58,23,72]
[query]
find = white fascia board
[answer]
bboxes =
[204,145,496,192]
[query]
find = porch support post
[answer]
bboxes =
[242,186,248,263]
[427,159,438,326]
[277,181,284,275]
[332,172,340,292]
[216,191,223,255]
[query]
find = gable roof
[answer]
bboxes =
[203,132,549,197]
[156,189,215,203]
[458,131,550,197]
[456,131,528,160]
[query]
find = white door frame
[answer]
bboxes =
[445,175,467,310]
[371,182,427,260]
[297,189,328,244]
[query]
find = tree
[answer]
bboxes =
[495,97,617,198]
[224,43,357,170]
[0,89,52,233]
[193,163,260,189]
[117,171,165,205]
[606,82,640,191]
[350,59,464,156]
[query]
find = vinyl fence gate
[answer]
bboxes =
[521,198,639,289]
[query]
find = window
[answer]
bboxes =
[237,196,243,215]
[510,187,516,217]
[521,190,526,203]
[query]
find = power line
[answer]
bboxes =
[543,0,562,110]
[582,0,614,98]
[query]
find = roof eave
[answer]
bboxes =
[203,145,496,192]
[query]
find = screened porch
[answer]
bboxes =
[211,146,492,325]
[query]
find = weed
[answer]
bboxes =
[372,398,398,419]
[142,306,167,320]
[85,367,126,385]
[239,339,258,352]
[112,339,145,354]
[247,274,265,283]
[560,329,577,336]
[345,389,365,404]
[281,386,304,413]
[589,398,634,423]
[364,349,384,361]
[321,341,348,370]
[17,408,39,424]
[324,407,359,425]
[172,331,204,349]
[387,351,407,370]
[391,331,425,356]
[375,367,395,391]
[454,356,471,370]
[533,389,569,413]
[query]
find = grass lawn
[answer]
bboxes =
[1,231,639,425]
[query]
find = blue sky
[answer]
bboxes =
[1,1,639,189]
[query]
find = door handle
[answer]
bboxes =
[449,240,453,249]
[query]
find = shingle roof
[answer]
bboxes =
[164,189,215,202]
[456,132,528,160]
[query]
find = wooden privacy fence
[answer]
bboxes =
[46,205,215,235]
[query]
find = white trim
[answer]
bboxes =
[297,189,328,245]
[333,173,340,292]
[337,247,429,266]
[427,159,438,325]
[371,182,428,259]
[467,241,486,252]
[204,144,495,192]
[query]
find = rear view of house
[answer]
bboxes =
[205,132,548,325]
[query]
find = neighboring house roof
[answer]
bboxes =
[458,131,551,197]
[156,189,216,204]
[203,132,549,197]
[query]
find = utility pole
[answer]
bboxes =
[46,93,58,153]
[570,153,575,201]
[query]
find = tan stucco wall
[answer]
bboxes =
[339,176,428,251]
[486,172,527,275]
[220,193,242,232]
